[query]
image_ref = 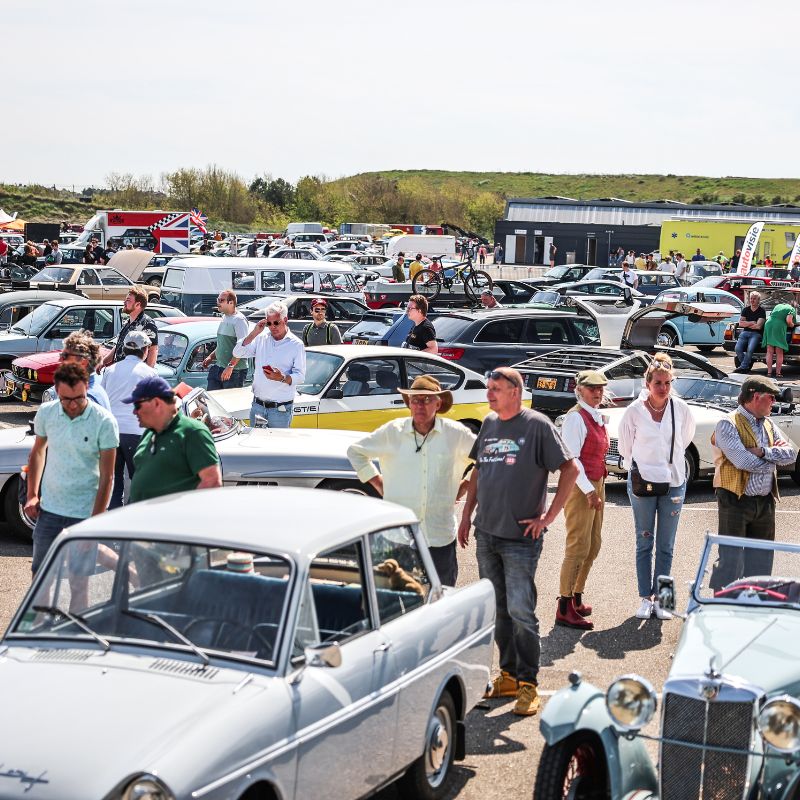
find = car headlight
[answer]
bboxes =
[121,774,174,800]
[32,370,38,382]
[606,674,657,730]
[758,696,800,752]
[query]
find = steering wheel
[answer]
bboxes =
[714,582,788,601]
[183,618,275,659]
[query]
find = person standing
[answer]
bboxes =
[47,239,63,265]
[762,298,797,379]
[480,288,500,309]
[202,289,251,390]
[621,261,639,289]
[56,331,111,411]
[408,253,425,282]
[126,376,222,503]
[478,244,487,266]
[0,237,7,266]
[493,243,503,265]
[263,239,271,258]
[347,376,475,586]
[233,299,306,428]
[734,291,766,374]
[659,256,675,274]
[247,239,258,258]
[675,253,688,285]
[617,353,695,620]
[100,331,157,509]
[790,257,800,282]
[24,364,119,577]
[730,249,742,272]
[392,255,406,282]
[557,370,610,630]
[302,298,342,346]
[711,376,797,588]
[405,294,438,354]
[103,289,159,368]
[692,248,706,262]
[458,367,578,716]
[549,242,557,267]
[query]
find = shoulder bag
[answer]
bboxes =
[630,400,675,497]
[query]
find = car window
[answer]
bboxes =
[572,318,601,345]
[660,276,679,287]
[96,268,131,286]
[592,284,620,295]
[404,357,463,390]
[187,341,214,372]
[183,391,238,437]
[369,527,430,625]
[163,268,185,290]
[31,267,74,282]
[297,351,344,395]
[638,274,658,286]
[524,319,570,345]
[232,271,255,291]
[290,271,314,292]
[658,291,686,302]
[158,332,190,366]
[432,316,473,342]
[334,358,402,396]
[260,271,286,292]
[320,272,358,293]
[45,308,115,340]
[475,318,526,343]
[331,300,365,320]
[607,357,648,379]
[77,269,100,286]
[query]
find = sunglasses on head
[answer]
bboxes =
[488,370,521,389]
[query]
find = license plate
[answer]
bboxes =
[536,376,558,391]
[354,338,369,345]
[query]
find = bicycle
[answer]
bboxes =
[411,255,493,302]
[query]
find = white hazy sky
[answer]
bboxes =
[3,0,798,189]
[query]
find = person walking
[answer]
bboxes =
[126,376,222,503]
[100,331,157,509]
[202,289,251,389]
[347,375,475,586]
[233,299,306,428]
[24,364,119,581]
[556,370,610,630]
[675,253,688,285]
[493,243,503,265]
[734,291,766,374]
[458,367,578,716]
[478,244,487,266]
[103,289,159,368]
[762,298,797,379]
[710,376,797,589]
[302,298,342,346]
[617,353,695,620]
[549,242,557,267]
[58,331,111,410]
[621,260,639,290]
[47,239,63,265]
[392,255,406,282]
[404,294,438,354]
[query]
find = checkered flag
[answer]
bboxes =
[147,212,183,233]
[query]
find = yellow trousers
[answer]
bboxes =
[559,477,605,596]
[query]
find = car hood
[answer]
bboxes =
[0,331,38,353]
[11,351,59,369]
[670,606,800,694]
[0,647,284,799]
[106,249,154,282]
[0,426,35,471]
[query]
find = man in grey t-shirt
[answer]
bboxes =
[302,298,342,346]
[458,367,578,716]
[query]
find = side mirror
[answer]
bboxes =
[326,388,344,399]
[657,575,676,612]
[778,387,794,404]
[304,642,342,669]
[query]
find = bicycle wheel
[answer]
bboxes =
[413,269,442,301]
[463,270,493,301]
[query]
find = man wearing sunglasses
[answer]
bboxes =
[458,366,578,717]
[233,299,306,428]
[302,298,342,346]
[202,289,251,390]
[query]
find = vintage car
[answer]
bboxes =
[0,486,495,800]
[535,534,800,800]
[653,286,743,350]
[0,388,380,539]
[210,345,501,432]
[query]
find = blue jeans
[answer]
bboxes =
[32,509,83,575]
[207,365,247,391]
[476,531,543,684]
[735,330,761,370]
[110,433,141,509]
[627,476,686,597]
[249,401,293,429]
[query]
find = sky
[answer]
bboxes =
[3,0,799,190]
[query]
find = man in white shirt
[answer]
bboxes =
[621,261,638,289]
[659,256,675,274]
[347,375,475,586]
[233,299,306,428]
[675,253,688,285]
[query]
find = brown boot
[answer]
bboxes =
[555,597,593,630]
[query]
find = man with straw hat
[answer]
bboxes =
[347,375,475,586]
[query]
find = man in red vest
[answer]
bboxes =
[556,370,610,629]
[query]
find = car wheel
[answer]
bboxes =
[146,276,162,287]
[412,269,442,301]
[147,294,160,304]
[0,366,15,402]
[320,478,380,498]
[3,476,34,540]
[533,732,609,800]
[684,447,698,485]
[697,345,717,353]
[397,690,456,800]
[656,327,678,347]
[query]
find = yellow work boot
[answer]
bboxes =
[484,670,517,699]
[513,682,540,716]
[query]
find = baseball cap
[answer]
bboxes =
[576,370,608,387]
[122,375,175,404]
[311,298,327,308]
[123,330,151,351]
[742,375,780,396]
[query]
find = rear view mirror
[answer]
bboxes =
[326,388,344,399]
[657,575,676,612]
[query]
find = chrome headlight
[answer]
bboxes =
[757,696,800,753]
[121,774,174,800]
[606,674,657,730]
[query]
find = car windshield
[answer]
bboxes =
[583,268,618,281]
[694,536,800,609]
[347,314,397,337]
[11,538,291,665]
[673,377,740,405]
[30,267,74,282]
[158,331,189,366]
[543,266,570,279]
[694,276,725,288]
[695,263,722,275]
[10,302,63,335]
[297,351,344,395]
[183,390,239,438]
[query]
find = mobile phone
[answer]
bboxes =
[263,365,274,374]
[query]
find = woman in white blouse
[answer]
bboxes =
[618,353,696,620]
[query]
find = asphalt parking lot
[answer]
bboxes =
[1,346,799,798]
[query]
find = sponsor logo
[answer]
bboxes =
[292,405,318,414]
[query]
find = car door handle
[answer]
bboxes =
[373,641,392,653]
[391,399,404,404]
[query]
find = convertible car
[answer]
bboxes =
[0,487,495,800]
[535,534,800,800]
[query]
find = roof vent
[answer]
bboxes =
[31,648,93,662]
[149,658,220,680]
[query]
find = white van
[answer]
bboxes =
[385,234,456,259]
[159,256,364,314]
[285,222,324,236]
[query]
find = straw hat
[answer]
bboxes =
[398,375,453,414]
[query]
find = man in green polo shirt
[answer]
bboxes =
[201,288,251,390]
[125,376,222,503]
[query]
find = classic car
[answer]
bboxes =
[0,387,381,539]
[535,533,800,800]
[211,345,501,432]
[524,264,595,287]
[578,269,682,297]
[0,486,495,800]
[531,280,647,307]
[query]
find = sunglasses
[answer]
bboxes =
[488,370,522,389]
[133,397,157,410]
[59,395,87,406]
[266,320,284,327]
[409,396,437,405]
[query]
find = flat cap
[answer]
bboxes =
[576,370,608,387]
[741,375,780,396]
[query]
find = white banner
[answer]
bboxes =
[786,233,800,271]
[737,221,764,276]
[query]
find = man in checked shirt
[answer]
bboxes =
[711,376,797,587]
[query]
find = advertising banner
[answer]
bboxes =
[737,221,764,276]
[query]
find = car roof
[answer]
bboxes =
[155,319,231,336]
[434,307,584,320]
[0,290,73,304]
[64,486,418,558]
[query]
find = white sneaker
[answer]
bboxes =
[635,598,654,619]
[653,601,672,620]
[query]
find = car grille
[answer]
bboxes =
[661,689,754,800]
[608,438,620,458]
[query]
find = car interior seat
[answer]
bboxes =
[549,327,566,345]
[341,363,370,396]
[371,369,400,394]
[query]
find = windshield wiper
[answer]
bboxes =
[9,326,25,335]
[122,609,209,668]
[32,605,110,651]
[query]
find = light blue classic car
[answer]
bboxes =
[535,534,800,800]
[0,487,496,799]
[653,286,743,351]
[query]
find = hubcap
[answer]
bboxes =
[425,707,451,787]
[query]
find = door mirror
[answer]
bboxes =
[305,642,342,668]
[657,575,676,612]
[326,388,344,399]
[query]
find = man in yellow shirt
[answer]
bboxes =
[408,253,425,281]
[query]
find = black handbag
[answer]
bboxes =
[630,400,675,498]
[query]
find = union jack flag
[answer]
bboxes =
[190,207,208,233]
[147,212,191,254]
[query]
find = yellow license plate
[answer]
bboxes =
[3,378,15,397]
[354,338,370,345]
[536,377,558,391]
